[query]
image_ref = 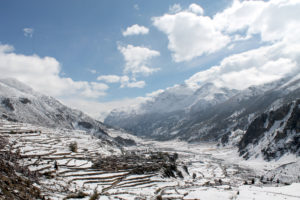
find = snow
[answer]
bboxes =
[279,74,300,91]
[183,184,300,200]
[106,128,143,144]
[1,120,300,199]
[1,76,300,199]
[105,82,238,133]
[238,183,300,200]
[184,188,236,200]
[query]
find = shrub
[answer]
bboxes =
[69,142,78,153]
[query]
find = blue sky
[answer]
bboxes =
[1,0,300,119]
[0,0,231,99]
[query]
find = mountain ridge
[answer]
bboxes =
[0,77,135,147]
[105,75,300,160]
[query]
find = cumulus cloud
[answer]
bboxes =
[97,44,158,89]
[213,0,300,43]
[0,44,108,99]
[153,11,230,62]
[118,44,160,77]
[153,0,300,63]
[122,24,149,37]
[151,0,300,90]
[85,0,300,116]
[23,28,34,37]
[185,40,299,90]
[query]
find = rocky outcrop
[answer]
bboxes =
[238,100,300,160]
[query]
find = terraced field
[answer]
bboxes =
[1,119,299,200]
[0,120,184,199]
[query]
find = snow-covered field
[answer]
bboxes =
[1,119,300,199]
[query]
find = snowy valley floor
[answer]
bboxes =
[1,120,300,200]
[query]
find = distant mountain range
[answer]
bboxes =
[1,76,299,161]
[105,75,300,160]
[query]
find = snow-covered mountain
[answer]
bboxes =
[237,99,300,161]
[105,75,300,160]
[0,78,134,145]
[105,82,239,139]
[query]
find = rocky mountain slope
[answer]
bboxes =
[237,99,300,161]
[0,78,135,146]
[105,75,300,160]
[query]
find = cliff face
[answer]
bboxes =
[238,100,300,160]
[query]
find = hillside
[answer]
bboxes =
[0,78,137,147]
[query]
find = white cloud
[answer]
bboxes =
[213,0,300,43]
[152,0,300,90]
[23,28,34,37]
[92,0,300,116]
[153,0,300,62]
[213,0,265,34]
[126,80,145,88]
[185,41,299,90]
[119,76,146,88]
[118,44,160,77]
[97,75,121,83]
[188,4,204,15]
[122,24,149,37]
[91,82,108,90]
[0,44,108,99]
[169,4,182,13]
[153,11,230,62]
[97,74,146,88]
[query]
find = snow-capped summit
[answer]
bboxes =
[105,82,239,139]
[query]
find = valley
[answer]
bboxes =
[1,119,300,200]
[0,77,300,199]
[1,0,300,199]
